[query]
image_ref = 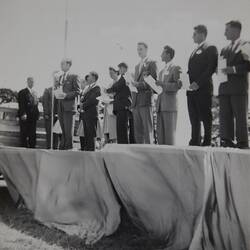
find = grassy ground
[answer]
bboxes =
[0,185,167,250]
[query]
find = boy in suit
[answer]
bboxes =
[132,42,157,144]
[219,20,250,149]
[156,46,182,145]
[187,25,218,146]
[79,71,101,151]
[106,63,132,144]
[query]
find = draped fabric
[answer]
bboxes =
[0,145,250,249]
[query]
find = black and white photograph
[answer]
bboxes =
[0,0,250,249]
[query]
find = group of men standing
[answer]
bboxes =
[17,20,250,150]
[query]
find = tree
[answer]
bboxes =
[0,88,18,104]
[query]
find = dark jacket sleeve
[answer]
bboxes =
[65,75,81,100]
[234,60,250,74]
[82,86,101,110]
[18,90,26,117]
[196,46,218,87]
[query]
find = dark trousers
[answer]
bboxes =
[219,95,248,148]
[58,108,75,150]
[116,109,129,144]
[44,118,61,149]
[187,94,212,146]
[19,119,37,148]
[80,117,97,151]
[128,110,135,144]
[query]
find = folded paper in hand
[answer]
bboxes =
[96,95,114,104]
[52,120,62,134]
[54,88,65,99]
[241,42,250,61]
[144,75,162,94]
[217,57,228,83]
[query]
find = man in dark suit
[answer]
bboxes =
[17,77,39,148]
[219,20,250,149]
[56,58,80,150]
[106,62,132,144]
[132,42,157,144]
[79,71,101,151]
[187,25,218,146]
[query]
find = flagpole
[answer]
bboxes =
[64,0,69,58]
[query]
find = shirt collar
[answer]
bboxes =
[231,38,241,50]
[140,56,148,64]
[27,87,32,93]
[197,41,206,49]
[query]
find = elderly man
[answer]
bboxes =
[17,77,39,148]
[56,58,80,150]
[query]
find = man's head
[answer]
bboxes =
[61,58,72,72]
[88,71,99,84]
[27,77,34,89]
[109,67,119,80]
[193,25,207,44]
[161,45,175,63]
[224,20,242,41]
[137,42,148,59]
[118,62,128,75]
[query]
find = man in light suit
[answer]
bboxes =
[57,58,80,150]
[156,45,182,145]
[187,25,218,146]
[219,20,250,149]
[132,42,157,144]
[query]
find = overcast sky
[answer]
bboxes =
[0,0,250,144]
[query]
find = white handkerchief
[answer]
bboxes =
[96,95,114,104]
[144,75,162,94]
[217,57,228,83]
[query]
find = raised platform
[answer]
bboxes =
[0,144,249,248]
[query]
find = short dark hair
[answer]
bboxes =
[109,67,119,74]
[226,20,242,31]
[84,74,89,81]
[164,45,175,60]
[137,42,148,49]
[118,62,128,69]
[194,25,208,37]
[90,71,98,81]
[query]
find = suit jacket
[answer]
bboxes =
[219,40,250,95]
[106,75,132,113]
[188,42,218,95]
[131,58,157,108]
[156,64,182,112]
[58,73,80,112]
[18,88,39,121]
[80,84,101,119]
[42,87,58,118]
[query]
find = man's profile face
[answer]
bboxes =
[137,44,147,58]
[27,78,34,89]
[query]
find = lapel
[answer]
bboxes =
[137,58,149,81]
[228,40,242,63]
[189,42,206,61]
[83,84,97,99]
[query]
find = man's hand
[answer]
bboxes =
[44,115,50,120]
[189,82,199,91]
[57,93,66,99]
[21,114,27,121]
[131,81,139,87]
[221,67,235,75]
